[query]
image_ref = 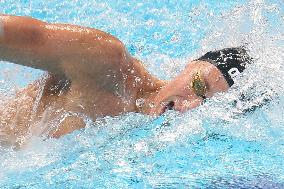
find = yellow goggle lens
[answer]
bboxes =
[191,71,207,98]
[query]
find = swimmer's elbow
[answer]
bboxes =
[105,37,130,66]
[83,33,130,68]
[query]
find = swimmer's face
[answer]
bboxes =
[150,61,229,115]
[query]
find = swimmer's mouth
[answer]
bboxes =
[161,101,175,114]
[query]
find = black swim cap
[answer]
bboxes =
[198,47,252,87]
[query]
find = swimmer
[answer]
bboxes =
[0,15,252,144]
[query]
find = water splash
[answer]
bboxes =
[0,0,284,188]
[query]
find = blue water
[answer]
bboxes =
[0,0,284,188]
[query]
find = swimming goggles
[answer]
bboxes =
[190,71,207,99]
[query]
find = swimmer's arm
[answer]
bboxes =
[0,15,65,74]
[0,15,131,80]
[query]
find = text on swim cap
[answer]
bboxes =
[228,67,240,81]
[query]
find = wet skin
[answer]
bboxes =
[147,61,229,115]
[0,15,229,145]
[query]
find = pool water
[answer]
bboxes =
[0,0,284,188]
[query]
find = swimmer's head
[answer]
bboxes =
[149,47,252,115]
[197,47,252,87]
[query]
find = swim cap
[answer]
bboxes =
[198,47,252,87]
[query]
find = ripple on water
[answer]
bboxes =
[0,0,284,188]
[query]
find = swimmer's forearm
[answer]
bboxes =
[0,15,60,72]
[0,14,131,81]
[0,15,125,57]
[0,15,46,48]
